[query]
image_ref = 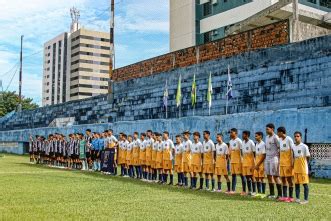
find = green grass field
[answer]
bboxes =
[0,154,330,220]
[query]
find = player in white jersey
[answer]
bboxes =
[229,128,246,195]
[132,132,142,179]
[162,131,174,185]
[265,123,282,199]
[253,132,267,198]
[139,133,147,180]
[277,127,295,202]
[215,133,231,193]
[202,131,216,191]
[182,131,193,188]
[155,133,164,183]
[241,131,256,196]
[293,131,310,204]
[174,135,184,186]
[190,132,203,189]
[145,130,154,181]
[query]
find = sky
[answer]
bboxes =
[0,0,169,105]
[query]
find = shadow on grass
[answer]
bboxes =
[15,162,278,203]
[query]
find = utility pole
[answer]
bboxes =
[0,80,3,102]
[18,35,24,112]
[108,0,115,102]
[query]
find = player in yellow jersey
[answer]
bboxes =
[202,131,216,191]
[162,131,174,185]
[155,133,164,183]
[126,135,134,178]
[215,133,231,193]
[241,131,256,196]
[132,132,141,179]
[139,133,147,180]
[122,134,129,177]
[174,135,184,186]
[190,132,203,189]
[254,132,267,198]
[229,128,246,195]
[151,133,158,182]
[293,131,310,204]
[182,131,193,188]
[145,130,154,182]
[277,127,295,202]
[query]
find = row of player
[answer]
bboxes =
[29,123,310,204]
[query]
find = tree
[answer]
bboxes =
[0,91,39,117]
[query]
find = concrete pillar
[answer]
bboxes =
[292,0,300,42]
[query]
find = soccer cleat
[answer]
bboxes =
[217,189,222,193]
[300,200,308,205]
[228,191,236,195]
[267,195,276,199]
[224,191,231,194]
[205,187,210,191]
[240,192,247,196]
[277,197,287,202]
[295,199,301,204]
[211,189,216,192]
[285,197,294,203]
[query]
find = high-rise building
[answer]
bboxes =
[42,8,110,106]
[42,32,68,106]
[170,0,331,52]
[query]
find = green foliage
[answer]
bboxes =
[0,155,330,220]
[0,91,38,117]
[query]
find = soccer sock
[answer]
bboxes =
[184,177,188,186]
[199,178,204,189]
[194,177,198,188]
[289,186,294,198]
[295,184,300,199]
[227,181,231,192]
[178,174,181,184]
[241,175,246,192]
[218,182,222,190]
[232,175,237,191]
[276,184,283,197]
[269,183,275,196]
[257,182,261,193]
[252,182,256,193]
[170,174,173,184]
[303,184,309,201]
[164,174,168,183]
[247,178,252,192]
[158,173,162,182]
[206,179,209,189]
[262,183,266,194]
[135,167,139,177]
[283,186,288,197]
[212,179,215,190]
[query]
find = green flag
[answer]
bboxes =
[191,74,197,106]
[176,74,182,107]
[207,72,212,115]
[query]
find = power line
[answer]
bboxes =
[4,65,19,92]
[0,62,19,77]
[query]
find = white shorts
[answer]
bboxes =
[264,156,279,176]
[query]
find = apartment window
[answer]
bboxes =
[71,59,110,66]
[46,97,49,100]
[71,43,110,51]
[203,31,212,43]
[203,2,212,16]
[70,76,109,81]
[70,92,93,97]
[70,67,109,74]
[71,35,110,43]
[70,84,108,90]
[71,51,110,58]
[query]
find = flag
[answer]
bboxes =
[207,72,212,114]
[191,74,197,107]
[163,80,168,108]
[176,74,181,107]
[227,65,233,99]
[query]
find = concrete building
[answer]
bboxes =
[170,0,331,51]
[42,8,110,106]
[42,32,68,106]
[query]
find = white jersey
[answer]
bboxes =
[279,136,295,152]
[202,139,215,153]
[152,140,158,151]
[121,140,129,150]
[133,138,141,148]
[292,143,310,159]
[255,141,266,155]
[127,142,134,151]
[105,135,118,146]
[241,139,256,154]
[191,141,203,154]
[140,140,147,151]
[183,139,193,152]
[156,141,162,152]
[174,143,184,155]
[229,137,242,151]
[145,138,154,148]
[265,133,280,158]
[215,142,229,155]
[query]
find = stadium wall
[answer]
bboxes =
[0,34,330,133]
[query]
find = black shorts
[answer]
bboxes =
[86,152,91,159]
